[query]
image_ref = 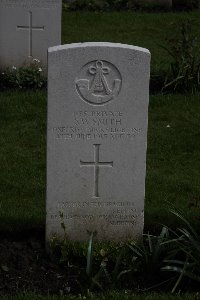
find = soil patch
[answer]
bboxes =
[0,237,78,296]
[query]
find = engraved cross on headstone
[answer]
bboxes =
[80,144,113,198]
[17,11,44,57]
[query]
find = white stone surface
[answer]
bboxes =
[46,42,150,242]
[0,0,62,69]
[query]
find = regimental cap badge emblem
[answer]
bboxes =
[76,60,122,105]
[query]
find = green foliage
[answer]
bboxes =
[51,219,176,293]
[62,0,172,11]
[50,232,132,291]
[173,0,199,10]
[162,20,200,94]
[128,228,171,276]
[162,205,200,293]
[86,231,97,277]
[87,242,132,291]
[0,59,46,90]
[63,0,131,11]
[63,0,200,11]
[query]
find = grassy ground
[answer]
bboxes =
[146,93,200,231]
[0,91,46,234]
[62,11,200,73]
[0,91,199,234]
[1,293,200,300]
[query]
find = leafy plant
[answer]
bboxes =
[62,0,172,11]
[162,20,200,94]
[79,227,174,292]
[89,242,132,291]
[0,58,46,90]
[173,0,199,10]
[162,205,200,293]
[129,228,169,273]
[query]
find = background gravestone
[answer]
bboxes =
[46,42,150,242]
[0,0,62,69]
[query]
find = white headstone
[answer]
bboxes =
[46,42,150,242]
[0,0,62,69]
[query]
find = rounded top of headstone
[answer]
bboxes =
[48,42,150,56]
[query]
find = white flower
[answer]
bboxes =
[2,72,4,75]
[166,125,171,128]
[33,58,40,63]
[12,66,17,70]
[38,68,42,72]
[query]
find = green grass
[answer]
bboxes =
[62,11,200,73]
[0,91,199,234]
[146,94,200,231]
[1,293,200,300]
[0,91,46,234]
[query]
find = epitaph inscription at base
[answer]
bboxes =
[46,42,150,242]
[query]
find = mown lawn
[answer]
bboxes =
[0,91,46,234]
[146,93,200,231]
[62,11,200,73]
[0,90,199,234]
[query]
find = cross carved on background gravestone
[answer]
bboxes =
[80,144,113,198]
[0,0,61,69]
[17,11,44,57]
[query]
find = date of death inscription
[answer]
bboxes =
[52,110,142,141]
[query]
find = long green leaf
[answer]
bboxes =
[117,269,132,281]
[128,244,143,257]
[86,231,96,276]
[169,207,198,238]
[147,232,153,253]
[91,276,103,291]
[113,247,124,280]
[102,266,111,283]
[163,259,189,265]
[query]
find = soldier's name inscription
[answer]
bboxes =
[52,110,142,141]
